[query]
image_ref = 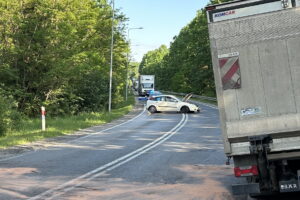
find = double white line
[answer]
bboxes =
[29,113,188,200]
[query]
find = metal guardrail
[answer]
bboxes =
[160,90,217,102]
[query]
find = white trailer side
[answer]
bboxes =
[207,0,300,195]
[207,0,300,156]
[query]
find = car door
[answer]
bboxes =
[164,96,179,111]
[155,96,172,111]
[153,96,166,111]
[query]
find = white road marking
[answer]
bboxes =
[0,108,146,162]
[70,106,146,143]
[28,114,188,200]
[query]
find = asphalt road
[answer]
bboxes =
[0,100,298,200]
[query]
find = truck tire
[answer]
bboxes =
[180,106,190,113]
[148,106,157,113]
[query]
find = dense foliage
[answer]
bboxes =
[0,0,232,135]
[139,0,232,97]
[0,0,131,135]
[139,45,169,89]
[0,89,22,136]
[0,0,129,118]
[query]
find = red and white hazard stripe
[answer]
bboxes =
[218,54,241,90]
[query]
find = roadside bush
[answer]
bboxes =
[45,94,82,117]
[0,93,23,136]
[0,95,10,135]
[0,105,5,135]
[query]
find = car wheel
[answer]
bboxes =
[180,106,190,113]
[148,106,157,113]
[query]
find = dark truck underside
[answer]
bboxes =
[232,135,300,196]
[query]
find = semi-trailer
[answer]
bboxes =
[207,0,300,196]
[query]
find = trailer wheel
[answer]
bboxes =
[148,106,157,113]
[180,106,190,113]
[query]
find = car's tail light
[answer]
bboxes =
[234,165,258,177]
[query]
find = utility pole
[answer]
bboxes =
[108,0,115,112]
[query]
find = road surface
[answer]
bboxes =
[0,101,298,200]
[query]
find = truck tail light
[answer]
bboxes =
[234,165,258,177]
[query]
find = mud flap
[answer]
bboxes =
[232,183,260,195]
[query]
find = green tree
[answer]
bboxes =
[0,0,129,116]
[139,45,169,89]
[139,0,233,96]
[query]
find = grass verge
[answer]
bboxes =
[0,96,135,149]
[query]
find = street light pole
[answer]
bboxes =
[125,27,143,101]
[108,0,115,112]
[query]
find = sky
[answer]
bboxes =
[116,0,209,62]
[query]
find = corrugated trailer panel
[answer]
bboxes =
[213,8,300,139]
[258,39,296,115]
[288,37,300,112]
[234,44,267,121]
[208,1,300,154]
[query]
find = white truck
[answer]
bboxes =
[138,75,155,96]
[206,0,300,197]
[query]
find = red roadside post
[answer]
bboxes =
[41,106,46,131]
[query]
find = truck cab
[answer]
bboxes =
[138,75,155,96]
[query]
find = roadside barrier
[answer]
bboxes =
[160,90,217,102]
